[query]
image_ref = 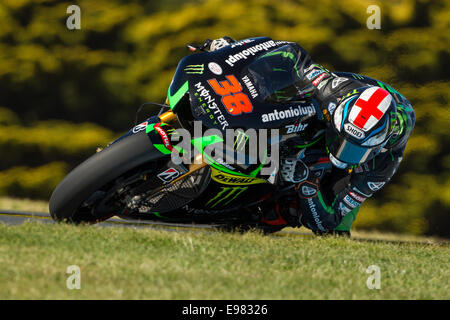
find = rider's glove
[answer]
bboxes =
[280,158,310,183]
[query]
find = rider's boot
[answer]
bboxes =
[332,207,359,236]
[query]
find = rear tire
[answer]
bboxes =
[49,131,164,223]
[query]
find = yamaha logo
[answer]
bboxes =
[297,181,318,198]
[302,185,317,197]
[344,123,365,139]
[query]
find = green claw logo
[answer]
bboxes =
[185,64,204,74]
[206,186,248,208]
[234,130,249,151]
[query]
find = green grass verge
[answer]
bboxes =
[0,221,448,299]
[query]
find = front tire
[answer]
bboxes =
[49,131,164,223]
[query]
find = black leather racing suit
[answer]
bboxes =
[208,37,415,233]
[269,41,416,233]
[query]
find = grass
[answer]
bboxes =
[0,221,448,300]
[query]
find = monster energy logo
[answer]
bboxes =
[206,186,248,208]
[234,130,249,151]
[352,74,364,80]
[185,64,204,74]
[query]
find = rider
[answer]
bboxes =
[207,37,415,236]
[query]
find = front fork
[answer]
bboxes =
[157,110,209,181]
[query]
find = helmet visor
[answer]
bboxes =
[327,130,380,166]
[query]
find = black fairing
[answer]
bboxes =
[168,37,322,135]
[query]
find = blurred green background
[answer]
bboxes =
[0,0,448,236]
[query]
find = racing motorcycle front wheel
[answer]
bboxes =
[49,130,209,224]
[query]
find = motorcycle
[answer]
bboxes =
[49,37,332,233]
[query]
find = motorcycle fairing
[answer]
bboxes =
[168,37,321,133]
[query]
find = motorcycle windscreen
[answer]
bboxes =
[242,44,303,103]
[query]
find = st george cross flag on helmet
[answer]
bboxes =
[349,87,392,131]
[326,85,397,168]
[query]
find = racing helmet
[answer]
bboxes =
[326,85,397,169]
